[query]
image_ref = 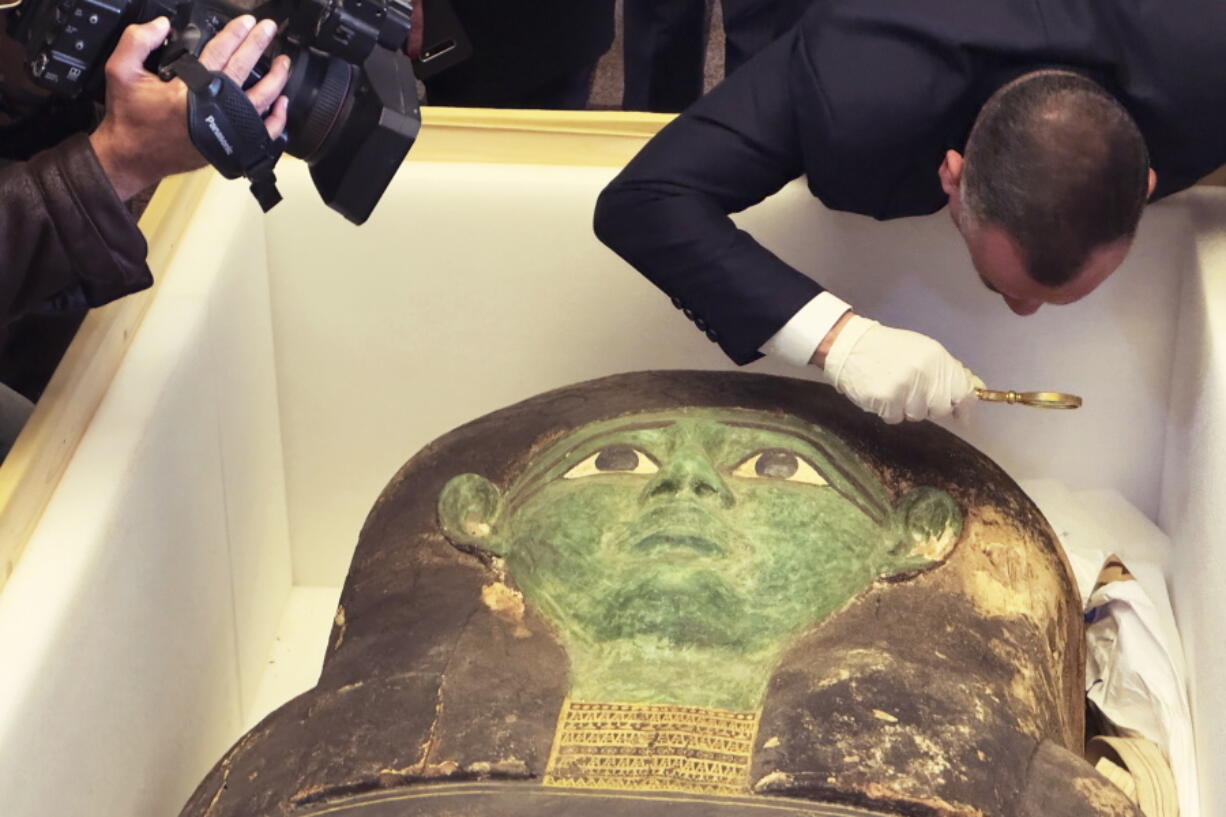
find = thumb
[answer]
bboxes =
[406,2,425,59]
[106,17,171,84]
[951,371,984,421]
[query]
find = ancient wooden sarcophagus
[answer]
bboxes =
[179,371,1140,817]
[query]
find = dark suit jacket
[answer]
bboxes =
[594,0,1226,364]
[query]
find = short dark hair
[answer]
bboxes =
[961,72,1150,286]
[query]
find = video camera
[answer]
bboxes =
[5,0,421,223]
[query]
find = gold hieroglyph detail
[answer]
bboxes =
[543,699,760,795]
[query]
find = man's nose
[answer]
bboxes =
[642,449,735,508]
[1004,294,1042,316]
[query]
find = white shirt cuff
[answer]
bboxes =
[759,292,853,367]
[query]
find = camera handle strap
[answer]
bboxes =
[163,53,285,212]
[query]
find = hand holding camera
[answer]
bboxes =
[89,14,289,201]
[9,0,422,222]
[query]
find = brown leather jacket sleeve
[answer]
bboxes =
[0,132,153,324]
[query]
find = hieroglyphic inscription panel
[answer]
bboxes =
[543,700,760,795]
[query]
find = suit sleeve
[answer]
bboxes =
[0,133,153,326]
[594,30,824,365]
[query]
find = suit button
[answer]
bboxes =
[683,308,696,320]
[671,296,684,309]
[694,318,708,331]
[706,328,720,342]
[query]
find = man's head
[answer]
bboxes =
[940,70,1154,315]
[439,409,961,658]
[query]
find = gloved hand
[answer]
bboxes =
[823,314,982,424]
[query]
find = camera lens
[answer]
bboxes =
[280,47,357,161]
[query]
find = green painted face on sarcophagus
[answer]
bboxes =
[175,373,1144,817]
[439,408,961,711]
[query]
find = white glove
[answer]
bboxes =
[824,315,982,424]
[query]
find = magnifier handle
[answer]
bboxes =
[975,388,1083,410]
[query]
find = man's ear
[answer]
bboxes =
[437,474,508,557]
[880,487,963,579]
[1147,169,1158,200]
[938,150,964,198]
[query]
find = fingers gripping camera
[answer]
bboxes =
[162,48,286,211]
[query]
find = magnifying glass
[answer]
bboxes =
[975,388,1082,410]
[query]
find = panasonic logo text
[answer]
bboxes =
[205,115,235,156]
